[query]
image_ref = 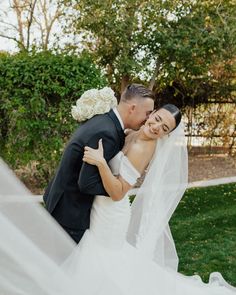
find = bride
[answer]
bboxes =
[0,102,235,294]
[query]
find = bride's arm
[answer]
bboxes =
[83,140,132,201]
[83,139,154,201]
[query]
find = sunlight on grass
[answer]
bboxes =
[170,183,236,286]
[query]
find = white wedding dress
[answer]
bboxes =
[0,150,235,294]
[57,151,235,295]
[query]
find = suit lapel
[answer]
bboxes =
[107,109,125,149]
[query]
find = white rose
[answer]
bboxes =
[80,89,99,104]
[80,104,94,120]
[71,87,117,122]
[99,87,114,99]
[99,87,117,106]
[71,106,80,121]
[94,101,109,114]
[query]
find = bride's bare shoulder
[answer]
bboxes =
[125,141,155,174]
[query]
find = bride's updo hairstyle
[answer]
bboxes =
[160,104,181,131]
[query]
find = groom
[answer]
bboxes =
[43,84,154,243]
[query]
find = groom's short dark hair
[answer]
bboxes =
[121,84,155,101]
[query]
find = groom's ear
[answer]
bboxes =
[130,103,137,112]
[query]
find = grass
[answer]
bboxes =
[170,182,236,286]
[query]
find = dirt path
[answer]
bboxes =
[188,153,236,182]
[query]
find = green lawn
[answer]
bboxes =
[170,183,236,286]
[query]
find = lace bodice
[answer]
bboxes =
[89,151,140,248]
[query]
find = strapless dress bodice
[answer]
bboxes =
[89,152,140,249]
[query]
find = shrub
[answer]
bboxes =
[0,51,107,189]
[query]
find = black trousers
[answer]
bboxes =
[62,225,86,244]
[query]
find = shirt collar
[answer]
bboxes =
[112,107,124,130]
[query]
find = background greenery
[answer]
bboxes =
[0,51,107,187]
[170,183,236,286]
[1,0,235,159]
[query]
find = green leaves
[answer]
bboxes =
[63,0,236,99]
[0,51,107,187]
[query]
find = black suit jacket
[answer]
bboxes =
[43,109,125,230]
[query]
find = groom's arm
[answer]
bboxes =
[78,132,117,196]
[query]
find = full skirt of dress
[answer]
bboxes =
[58,195,235,295]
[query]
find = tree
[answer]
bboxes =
[0,0,63,51]
[143,0,236,100]
[63,0,236,97]
[63,0,151,91]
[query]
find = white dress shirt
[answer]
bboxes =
[112,107,124,130]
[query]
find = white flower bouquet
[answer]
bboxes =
[71,87,117,122]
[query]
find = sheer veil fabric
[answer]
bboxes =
[127,124,235,291]
[0,125,188,294]
[0,124,235,294]
[127,122,188,270]
[0,159,78,294]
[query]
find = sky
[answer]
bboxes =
[0,0,67,52]
[0,0,17,52]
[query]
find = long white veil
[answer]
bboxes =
[0,125,187,294]
[0,159,78,294]
[0,134,235,294]
[127,123,188,271]
[127,124,236,292]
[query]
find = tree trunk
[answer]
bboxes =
[26,0,38,51]
[120,74,130,93]
[149,60,161,91]
[13,0,26,50]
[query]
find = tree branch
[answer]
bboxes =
[26,0,38,50]
[149,60,161,90]
[0,33,24,47]
[0,19,18,31]
[12,0,25,49]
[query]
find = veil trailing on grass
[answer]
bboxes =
[0,141,235,294]
[127,124,236,291]
[0,159,78,294]
[0,125,188,293]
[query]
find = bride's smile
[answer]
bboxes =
[140,108,177,140]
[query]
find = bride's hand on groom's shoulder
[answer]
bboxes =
[83,139,106,167]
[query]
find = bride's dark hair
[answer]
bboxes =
[160,104,181,131]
